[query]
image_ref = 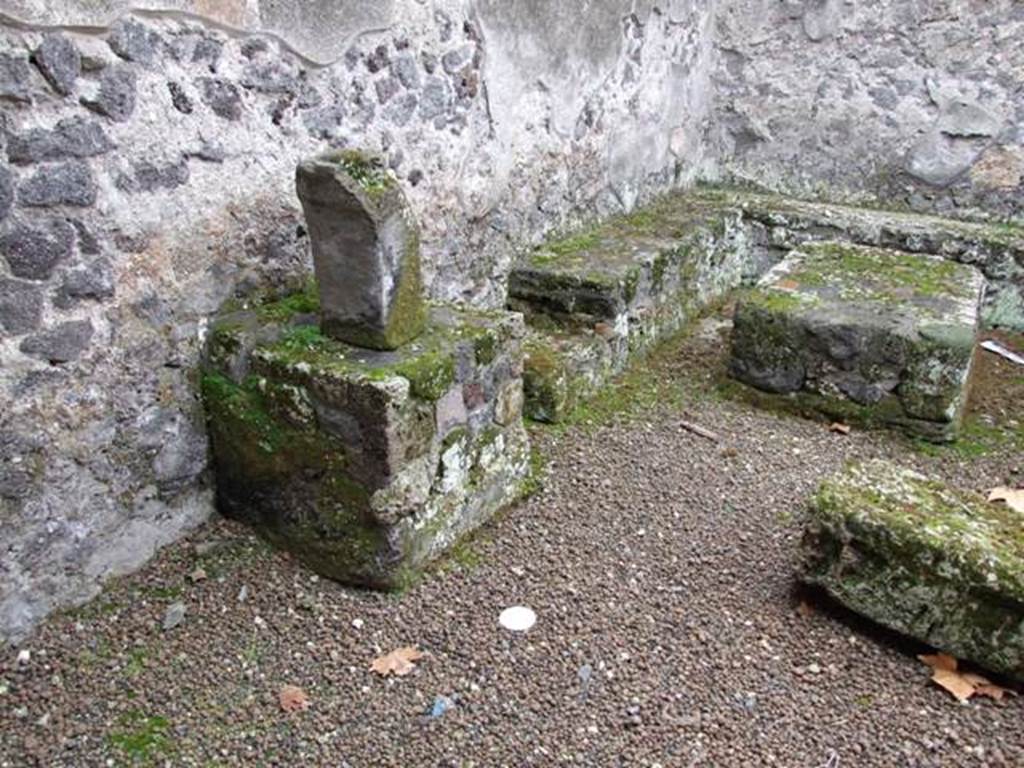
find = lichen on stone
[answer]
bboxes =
[803,460,1024,679]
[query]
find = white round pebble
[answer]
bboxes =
[499,605,536,632]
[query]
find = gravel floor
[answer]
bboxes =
[1,316,1022,767]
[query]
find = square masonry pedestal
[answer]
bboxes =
[729,242,985,441]
[201,299,530,589]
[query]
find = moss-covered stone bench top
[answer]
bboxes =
[509,194,743,322]
[692,186,1024,259]
[803,460,1024,679]
[747,242,985,333]
[696,186,1023,330]
[206,295,518,403]
[730,243,984,441]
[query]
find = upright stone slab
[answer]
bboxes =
[729,242,985,441]
[803,460,1024,681]
[296,150,426,351]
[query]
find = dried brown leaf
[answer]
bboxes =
[960,671,993,687]
[279,684,310,712]
[988,487,1024,514]
[918,653,958,672]
[975,684,1012,702]
[919,655,1014,702]
[931,668,976,702]
[370,646,425,677]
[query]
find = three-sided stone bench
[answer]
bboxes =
[729,242,985,441]
[803,460,1024,681]
[508,196,750,421]
[509,186,1022,424]
[201,151,529,588]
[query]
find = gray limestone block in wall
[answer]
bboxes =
[0,0,396,62]
[296,151,426,351]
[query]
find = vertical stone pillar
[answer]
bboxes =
[296,150,426,350]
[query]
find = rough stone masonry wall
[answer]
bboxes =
[712,0,1024,222]
[0,1,717,640]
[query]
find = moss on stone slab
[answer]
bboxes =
[803,460,1024,679]
[730,242,982,441]
[328,149,394,197]
[201,369,399,585]
[257,279,321,322]
[252,317,456,403]
[522,335,570,423]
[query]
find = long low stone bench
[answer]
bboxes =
[509,186,1022,423]
[802,460,1024,681]
[508,196,751,421]
[703,188,1024,331]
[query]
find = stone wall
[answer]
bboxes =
[712,0,1024,222]
[0,0,716,640]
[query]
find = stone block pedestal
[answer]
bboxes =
[729,242,985,441]
[201,299,530,588]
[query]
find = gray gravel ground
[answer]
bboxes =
[1,315,1022,767]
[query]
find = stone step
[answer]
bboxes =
[803,460,1024,681]
[509,186,1023,423]
[509,196,750,421]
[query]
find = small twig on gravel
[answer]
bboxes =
[678,419,719,442]
[816,749,840,768]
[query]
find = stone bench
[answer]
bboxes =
[802,460,1024,681]
[508,196,750,421]
[729,242,984,441]
[693,187,1024,331]
[509,186,1021,424]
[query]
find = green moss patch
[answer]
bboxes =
[256,279,320,322]
[329,149,393,197]
[107,710,173,764]
[811,461,1024,592]
[254,320,456,403]
[804,460,1024,678]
